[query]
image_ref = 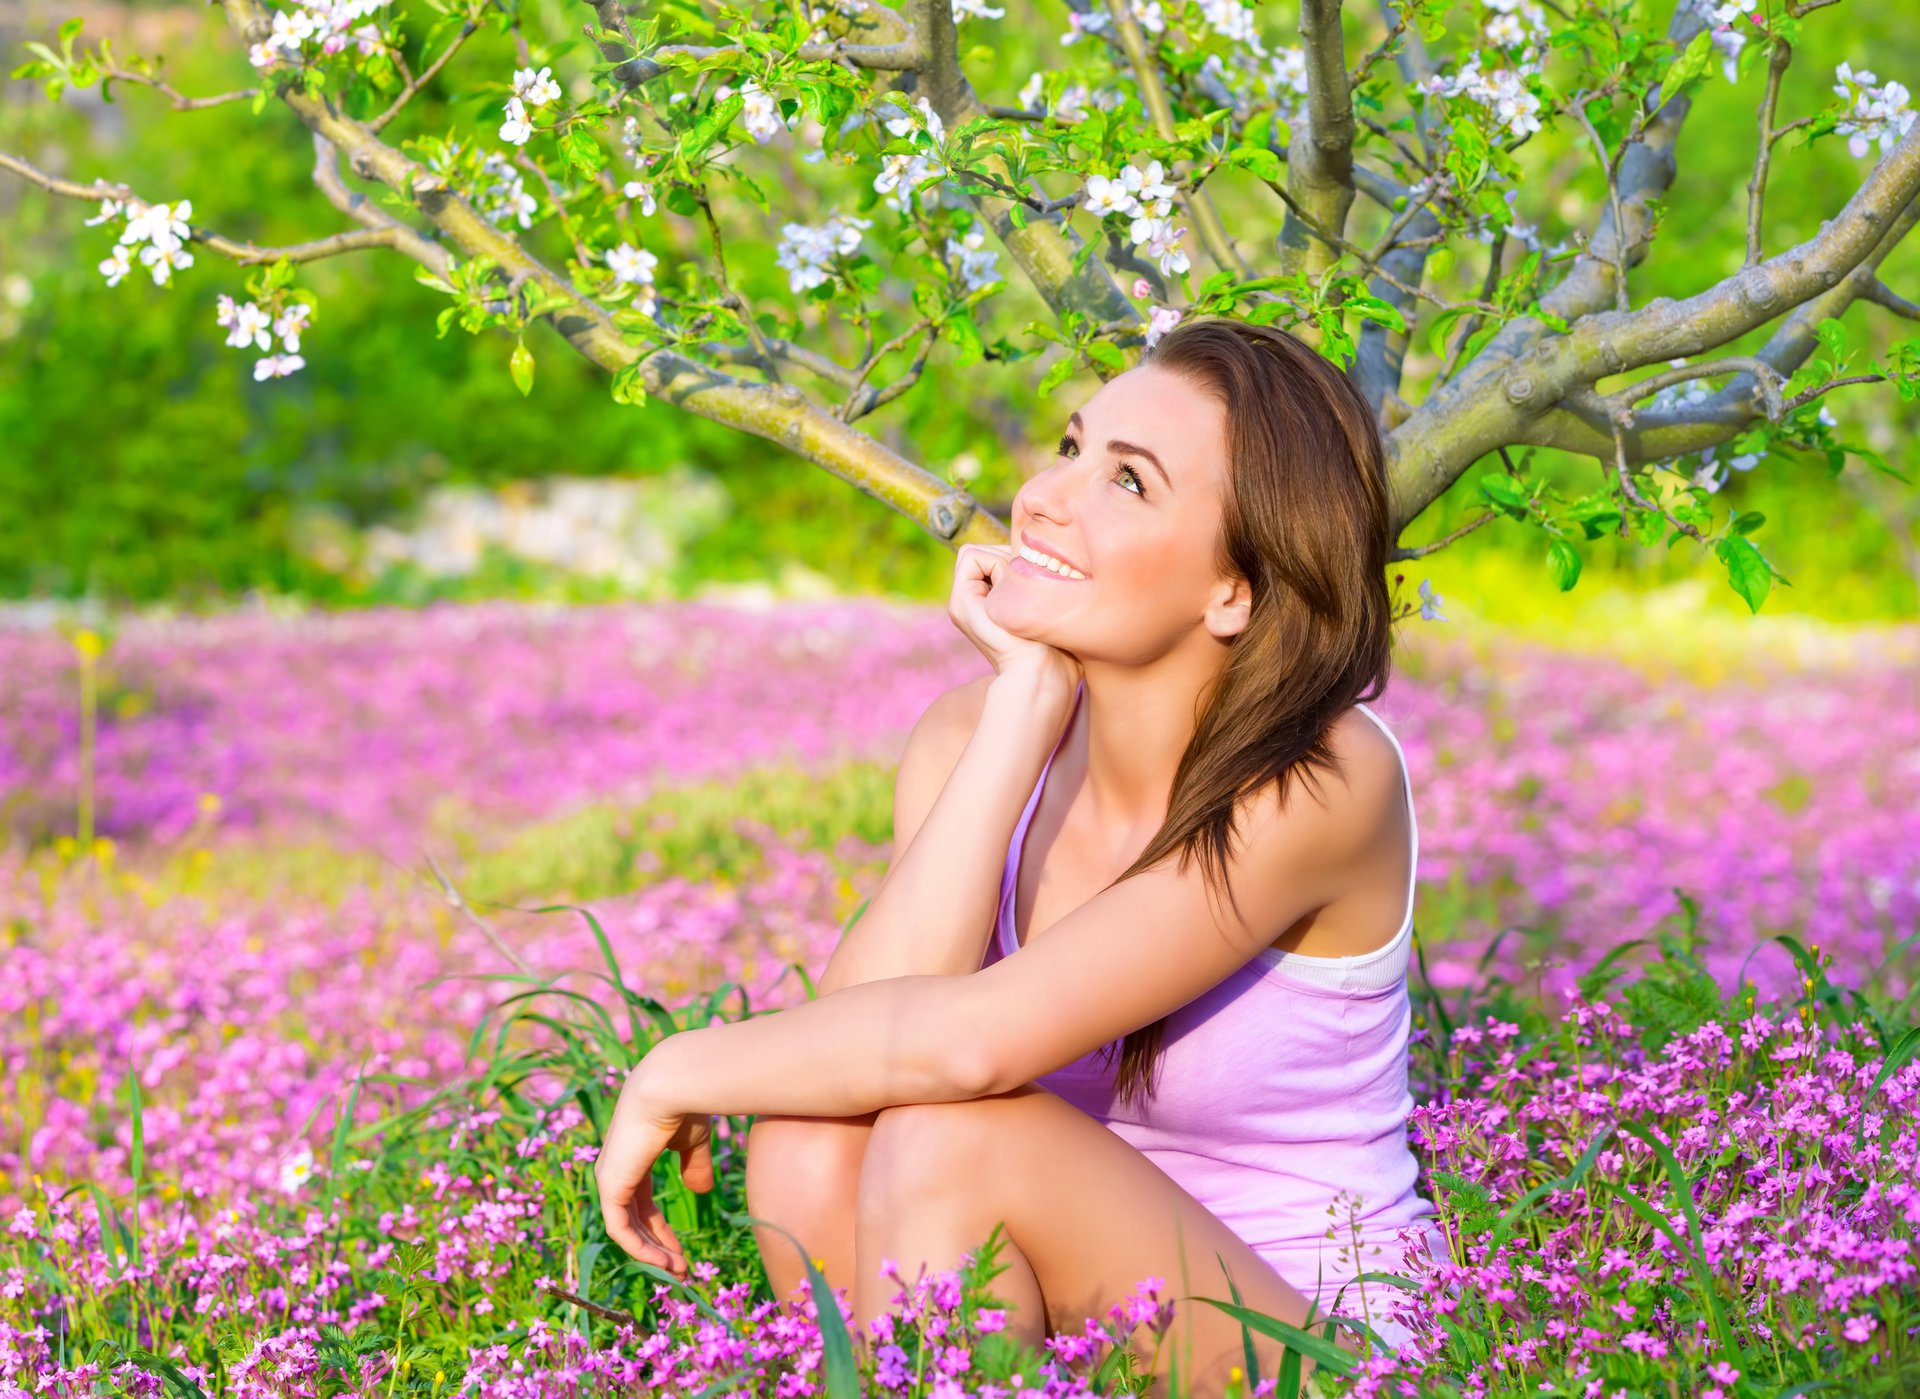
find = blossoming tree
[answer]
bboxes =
[5,0,1918,610]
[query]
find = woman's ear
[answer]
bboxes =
[1204,574,1252,642]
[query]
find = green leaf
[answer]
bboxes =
[1655,28,1714,110]
[1715,534,1773,612]
[1477,471,1531,513]
[1036,354,1077,398]
[1188,1297,1355,1375]
[1814,316,1848,359]
[611,361,649,406]
[1729,510,1765,537]
[1227,145,1282,182]
[1546,536,1582,591]
[563,126,606,177]
[510,338,535,396]
[1084,339,1125,372]
[947,314,984,367]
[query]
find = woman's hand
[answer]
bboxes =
[949,543,1083,698]
[593,1064,715,1281]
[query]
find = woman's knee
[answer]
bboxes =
[744,1113,874,1219]
[856,1100,990,1221]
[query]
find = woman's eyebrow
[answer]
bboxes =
[1067,411,1172,491]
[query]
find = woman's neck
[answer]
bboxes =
[1067,655,1226,836]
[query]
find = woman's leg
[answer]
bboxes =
[742,1111,878,1304]
[855,1085,1319,1399]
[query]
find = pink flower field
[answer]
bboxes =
[0,600,1916,1396]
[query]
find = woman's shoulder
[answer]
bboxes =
[1247,703,1407,857]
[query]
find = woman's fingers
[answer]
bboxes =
[679,1128,716,1194]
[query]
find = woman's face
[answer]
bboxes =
[988,363,1248,665]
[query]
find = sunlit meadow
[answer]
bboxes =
[1,599,1916,1396]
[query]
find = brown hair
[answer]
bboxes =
[1094,317,1395,1112]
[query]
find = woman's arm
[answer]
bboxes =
[815,663,1076,994]
[627,750,1394,1121]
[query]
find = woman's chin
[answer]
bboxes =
[985,592,1050,643]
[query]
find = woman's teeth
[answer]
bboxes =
[1018,544,1087,580]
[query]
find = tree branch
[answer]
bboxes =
[1102,0,1246,278]
[0,149,414,266]
[1862,278,1920,319]
[595,0,923,88]
[310,132,450,278]
[1594,355,1787,424]
[370,16,479,133]
[1389,509,1498,561]
[1518,191,1920,467]
[901,0,1135,341]
[1745,35,1792,267]
[195,0,1002,549]
[1354,0,1445,415]
[1277,0,1357,280]
[1386,123,1920,530]
[97,62,258,111]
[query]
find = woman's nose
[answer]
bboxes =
[1019,460,1075,526]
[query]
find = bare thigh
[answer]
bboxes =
[856,1084,1321,1398]
[742,1111,878,1304]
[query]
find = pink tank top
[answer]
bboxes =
[979,681,1443,1315]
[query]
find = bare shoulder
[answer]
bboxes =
[1239,705,1407,874]
[891,674,995,850]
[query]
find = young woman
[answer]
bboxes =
[593,318,1445,1391]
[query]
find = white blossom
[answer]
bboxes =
[1018,74,1093,121]
[1081,172,1138,219]
[98,244,134,287]
[268,8,317,55]
[1197,0,1263,53]
[945,228,1001,293]
[873,150,944,211]
[1427,62,1542,139]
[1833,62,1916,160]
[138,240,194,286]
[84,198,124,227]
[273,302,312,353]
[1269,46,1309,97]
[121,199,192,250]
[512,65,562,107]
[1122,159,1177,218]
[622,180,658,216]
[952,0,1004,17]
[606,242,658,286]
[1419,578,1447,621]
[1140,218,1191,276]
[254,351,306,380]
[1061,9,1110,44]
[499,96,533,146]
[717,79,790,144]
[775,214,872,293]
[278,1145,316,1191]
[476,152,538,229]
[881,93,945,146]
[1484,0,1549,56]
[223,300,274,351]
[1144,305,1182,349]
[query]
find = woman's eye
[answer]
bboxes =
[1057,434,1145,497]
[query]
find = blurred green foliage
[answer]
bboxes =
[0,0,1914,618]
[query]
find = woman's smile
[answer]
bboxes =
[1013,535,1091,581]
